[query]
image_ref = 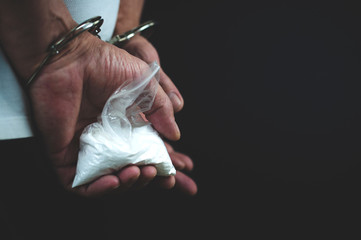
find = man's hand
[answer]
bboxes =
[122,35,198,196]
[0,0,197,197]
[29,33,182,197]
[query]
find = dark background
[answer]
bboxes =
[141,0,361,236]
[2,0,361,239]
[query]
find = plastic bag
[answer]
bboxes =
[72,62,176,188]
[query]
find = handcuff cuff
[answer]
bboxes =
[108,20,156,47]
[26,16,157,87]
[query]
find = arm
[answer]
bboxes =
[0,0,76,82]
[115,0,145,35]
[0,0,183,196]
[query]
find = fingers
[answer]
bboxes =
[77,175,120,197]
[115,165,159,192]
[76,161,196,197]
[164,141,194,171]
[123,35,184,112]
[145,85,181,141]
[75,161,196,197]
[152,175,176,189]
[150,171,197,196]
[164,141,197,195]
[121,36,183,140]
[174,171,198,196]
[77,165,160,197]
[159,69,184,113]
[116,165,141,191]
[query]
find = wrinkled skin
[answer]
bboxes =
[29,32,197,197]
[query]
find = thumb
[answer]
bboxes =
[145,84,180,141]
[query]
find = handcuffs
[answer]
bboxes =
[108,20,156,47]
[26,16,157,87]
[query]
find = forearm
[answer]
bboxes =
[0,0,76,82]
[114,0,144,35]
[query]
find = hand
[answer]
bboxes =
[122,35,198,195]
[163,142,198,195]
[29,33,181,197]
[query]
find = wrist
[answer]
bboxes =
[28,30,101,97]
[0,0,77,82]
[26,16,103,87]
[114,0,145,35]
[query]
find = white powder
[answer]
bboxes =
[72,62,176,188]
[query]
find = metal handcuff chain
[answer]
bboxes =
[26,16,104,87]
[26,17,156,87]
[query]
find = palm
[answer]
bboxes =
[29,36,148,194]
[29,34,196,196]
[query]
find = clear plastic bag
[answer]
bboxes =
[72,62,176,188]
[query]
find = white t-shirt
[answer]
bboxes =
[0,0,120,140]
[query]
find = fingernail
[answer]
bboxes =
[112,183,120,190]
[169,92,182,109]
[174,120,181,140]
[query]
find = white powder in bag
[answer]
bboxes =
[72,62,176,188]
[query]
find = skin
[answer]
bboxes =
[121,35,197,195]
[0,0,197,197]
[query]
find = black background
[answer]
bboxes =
[2,0,361,239]
[141,0,361,237]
